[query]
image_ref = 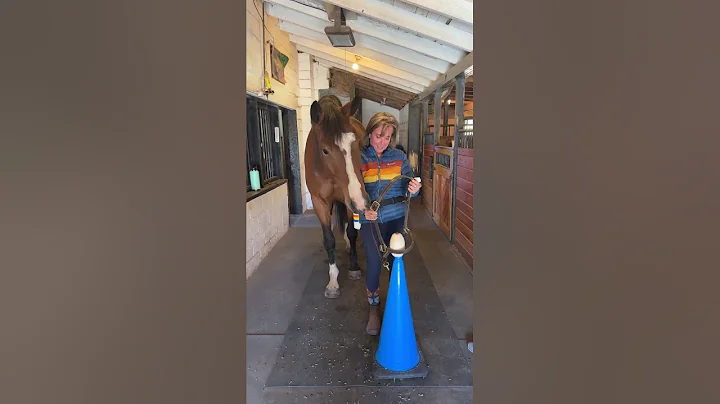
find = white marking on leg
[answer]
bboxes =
[337,132,365,211]
[343,222,350,252]
[327,263,339,290]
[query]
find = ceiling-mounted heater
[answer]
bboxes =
[324,7,355,47]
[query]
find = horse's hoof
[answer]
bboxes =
[324,287,340,299]
[348,270,362,280]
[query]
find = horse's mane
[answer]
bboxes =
[317,95,347,141]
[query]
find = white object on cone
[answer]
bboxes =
[389,232,405,257]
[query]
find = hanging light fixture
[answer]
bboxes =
[325,7,355,47]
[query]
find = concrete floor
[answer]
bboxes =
[247,200,473,403]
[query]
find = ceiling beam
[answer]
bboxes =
[356,94,404,110]
[314,57,420,94]
[354,83,414,100]
[412,51,474,104]
[355,89,406,108]
[275,23,449,77]
[263,0,465,64]
[346,18,466,64]
[293,40,431,87]
[297,46,426,91]
[266,5,452,73]
[355,82,412,98]
[322,0,473,51]
[397,0,473,25]
[289,34,437,82]
[355,86,413,102]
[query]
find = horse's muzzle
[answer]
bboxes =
[349,195,370,214]
[349,200,364,214]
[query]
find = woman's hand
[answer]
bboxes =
[408,178,422,194]
[364,209,378,221]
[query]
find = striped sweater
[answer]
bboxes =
[359,145,419,224]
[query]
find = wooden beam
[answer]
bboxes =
[263,0,466,64]
[354,83,414,101]
[398,0,473,24]
[356,91,404,110]
[322,0,473,51]
[454,74,467,136]
[346,16,466,64]
[342,70,417,97]
[296,45,426,91]
[421,99,429,134]
[434,89,441,143]
[412,52,474,105]
[315,58,420,94]
[291,37,432,86]
[355,88,408,105]
[449,73,466,242]
[354,76,412,92]
[268,7,451,73]
[289,34,438,81]
[355,85,413,101]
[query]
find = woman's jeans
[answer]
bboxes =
[359,217,405,305]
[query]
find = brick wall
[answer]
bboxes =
[246,183,290,279]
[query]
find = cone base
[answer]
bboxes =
[372,345,429,381]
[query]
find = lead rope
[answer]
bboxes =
[367,174,416,272]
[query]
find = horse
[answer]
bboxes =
[304,95,370,299]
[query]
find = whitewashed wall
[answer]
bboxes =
[361,100,400,129]
[246,184,290,279]
[246,0,297,278]
[246,0,298,108]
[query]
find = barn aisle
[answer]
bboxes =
[247,200,473,403]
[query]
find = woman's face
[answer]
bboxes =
[369,124,393,154]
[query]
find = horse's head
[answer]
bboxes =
[309,95,370,213]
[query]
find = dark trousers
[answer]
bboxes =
[359,217,405,305]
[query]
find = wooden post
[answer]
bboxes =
[421,99,429,136]
[433,89,441,144]
[450,73,466,242]
[453,74,466,139]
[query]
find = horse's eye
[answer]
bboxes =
[322,148,329,155]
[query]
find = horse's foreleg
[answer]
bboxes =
[322,224,340,298]
[346,217,362,281]
[315,199,340,299]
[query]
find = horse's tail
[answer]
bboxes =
[332,200,348,234]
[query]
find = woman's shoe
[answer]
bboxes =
[366,304,381,336]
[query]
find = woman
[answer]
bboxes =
[358,112,422,336]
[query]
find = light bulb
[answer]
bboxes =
[352,63,359,70]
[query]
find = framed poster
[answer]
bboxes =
[270,44,289,84]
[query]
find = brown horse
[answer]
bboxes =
[304,95,370,299]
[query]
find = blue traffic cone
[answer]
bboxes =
[372,233,428,380]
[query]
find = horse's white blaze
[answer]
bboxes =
[337,132,365,211]
[327,263,339,290]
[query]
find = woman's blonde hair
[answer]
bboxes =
[364,112,398,148]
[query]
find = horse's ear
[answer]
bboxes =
[342,97,361,117]
[310,101,321,124]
